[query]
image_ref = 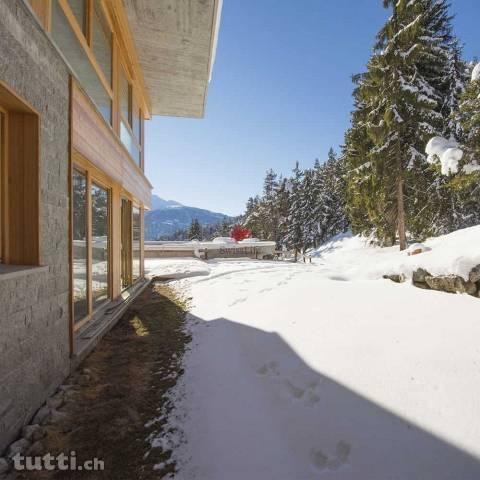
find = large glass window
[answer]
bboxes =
[132,206,141,280]
[92,0,112,86]
[132,96,141,141]
[66,0,86,33]
[91,183,109,309]
[119,65,142,167]
[119,66,130,123]
[52,0,112,125]
[121,198,132,289]
[73,170,88,322]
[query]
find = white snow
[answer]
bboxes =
[471,62,480,82]
[463,162,480,174]
[311,227,480,281]
[405,241,430,255]
[212,237,237,244]
[425,130,480,176]
[425,136,463,174]
[145,258,210,279]
[148,225,480,479]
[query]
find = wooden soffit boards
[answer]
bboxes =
[71,81,152,208]
[122,0,219,118]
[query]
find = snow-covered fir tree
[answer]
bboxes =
[298,168,317,249]
[345,0,468,245]
[284,162,304,260]
[243,196,262,237]
[188,218,202,240]
[318,149,349,243]
[242,152,349,258]
[456,64,480,167]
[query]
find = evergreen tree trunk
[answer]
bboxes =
[395,142,407,250]
[396,172,407,250]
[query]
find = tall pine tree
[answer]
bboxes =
[346,0,465,246]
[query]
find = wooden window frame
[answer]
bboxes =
[132,203,142,281]
[120,195,133,289]
[72,154,113,331]
[119,194,144,290]
[29,0,53,31]
[52,0,145,170]
[0,81,40,266]
[0,106,5,264]
[117,59,144,169]
[58,0,113,98]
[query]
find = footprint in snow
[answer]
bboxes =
[284,380,305,399]
[310,441,352,472]
[284,379,321,405]
[256,361,280,377]
[229,297,247,307]
[259,287,273,293]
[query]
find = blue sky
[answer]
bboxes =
[145,0,479,216]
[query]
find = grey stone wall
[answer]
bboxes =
[0,0,71,453]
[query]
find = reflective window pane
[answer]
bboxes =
[91,183,109,309]
[73,170,88,322]
[121,198,132,289]
[119,66,130,124]
[52,1,112,125]
[132,96,141,142]
[120,121,132,154]
[92,0,112,86]
[66,0,86,33]
[131,142,141,167]
[132,207,141,280]
[120,121,141,166]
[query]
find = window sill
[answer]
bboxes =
[0,264,49,281]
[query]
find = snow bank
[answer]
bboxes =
[312,226,480,281]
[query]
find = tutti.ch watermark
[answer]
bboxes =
[12,451,104,472]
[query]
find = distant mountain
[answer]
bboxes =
[150,195,183,210]
[145,196,235,240]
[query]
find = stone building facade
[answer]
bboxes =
[0,0,221,454]
[0,0,70,453]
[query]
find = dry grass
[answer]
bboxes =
[18,283,190,480]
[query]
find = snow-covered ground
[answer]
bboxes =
[146,228,480,479]
[312,225,480,281]
[145,258,211,279]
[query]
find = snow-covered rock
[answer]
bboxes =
[469,265,480,284]
[424,275,477,295]
[406,242,429,256]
